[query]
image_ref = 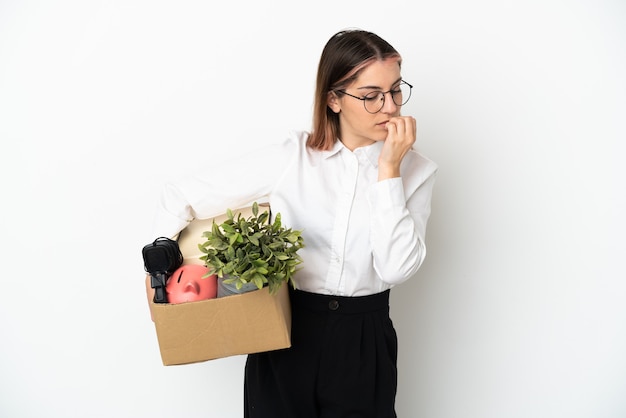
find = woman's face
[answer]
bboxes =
[329,58,403,150]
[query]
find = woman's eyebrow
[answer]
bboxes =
[356,77,403,90]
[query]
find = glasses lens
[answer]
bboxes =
[392,82,412,107]
[363,91,385,113]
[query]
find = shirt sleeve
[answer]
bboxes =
[150,134,299,239]
[367,157,438,285]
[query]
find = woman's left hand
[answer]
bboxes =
[378,116,417,180]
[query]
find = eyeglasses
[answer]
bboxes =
[335,80,413,114]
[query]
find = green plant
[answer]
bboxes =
[198,202,304,295]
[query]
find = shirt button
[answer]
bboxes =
[328,300,339,311]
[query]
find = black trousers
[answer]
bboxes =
[244,288,398,418]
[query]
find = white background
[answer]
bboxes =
[1,0,625,417]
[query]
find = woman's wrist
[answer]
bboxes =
[378,163,401,181]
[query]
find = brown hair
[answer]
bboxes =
[307,29,402,150]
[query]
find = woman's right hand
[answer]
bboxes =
[378,115,417,180]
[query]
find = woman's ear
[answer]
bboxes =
[327,91,341,114]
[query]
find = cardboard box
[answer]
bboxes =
[148,280,291,366]
[147,205,292,366]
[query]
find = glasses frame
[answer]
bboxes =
[335,80,413,114]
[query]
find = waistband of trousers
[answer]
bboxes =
[290,288,390,314]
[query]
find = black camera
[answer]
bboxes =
[142,237,183,303]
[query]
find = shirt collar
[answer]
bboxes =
[358,141,383,168]
[319,140,344,160]
[320,140,382,168]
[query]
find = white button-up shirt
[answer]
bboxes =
[152,130,437,296]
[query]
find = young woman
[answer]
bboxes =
[150,29,437,417]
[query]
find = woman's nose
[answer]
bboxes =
[380,91,398,113]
